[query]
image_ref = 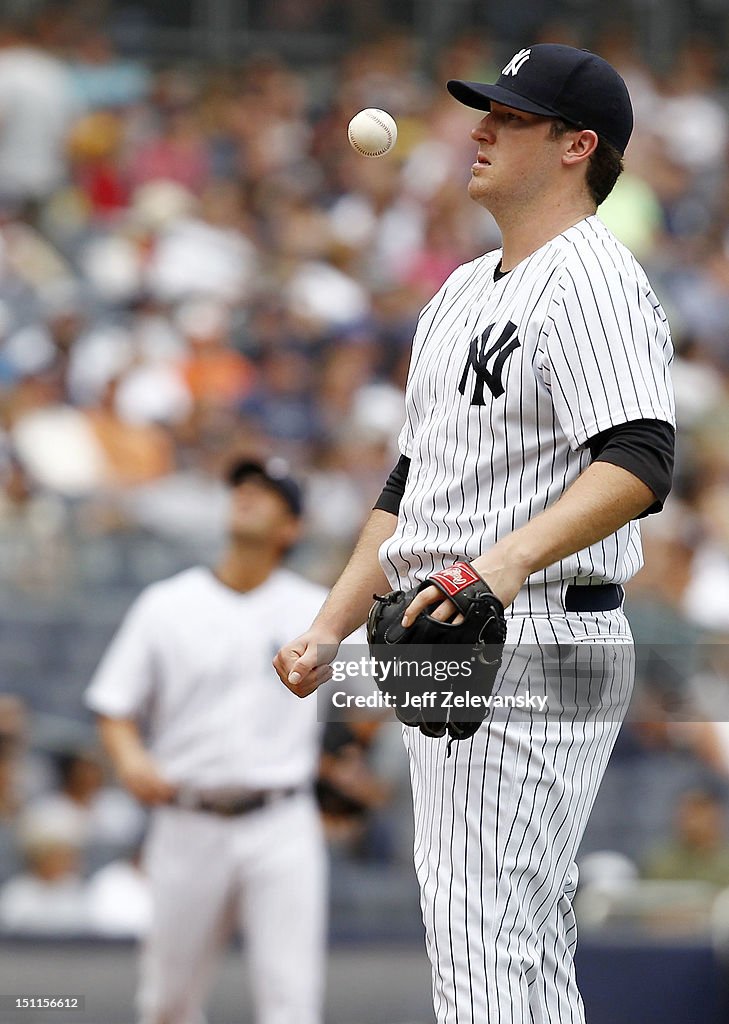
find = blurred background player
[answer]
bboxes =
[85,456,329,1024]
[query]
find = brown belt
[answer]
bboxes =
[173,786,302,817]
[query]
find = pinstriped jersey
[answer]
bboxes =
[379,215,675,593]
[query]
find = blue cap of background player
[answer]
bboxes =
[447,43,634,155]
[225,456,303,517]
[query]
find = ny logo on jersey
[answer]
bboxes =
[502,48,531,76]
[458,321,520,404]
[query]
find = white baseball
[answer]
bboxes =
[347,108,398,158]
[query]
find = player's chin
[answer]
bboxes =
[467,176,491,204]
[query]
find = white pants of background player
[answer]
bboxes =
[404,608,634,1024]
[137,792,326,1024]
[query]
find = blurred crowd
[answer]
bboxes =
[2,3,729,938]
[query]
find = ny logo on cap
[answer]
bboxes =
[502,48,531,76]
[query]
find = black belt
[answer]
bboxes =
[564,583,623,612]
[174,786,301,817]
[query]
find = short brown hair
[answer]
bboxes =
[549,119,624,207]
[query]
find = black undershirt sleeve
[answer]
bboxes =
[373,422,673,520]
[373,454,410,515]
[587,418,675,518]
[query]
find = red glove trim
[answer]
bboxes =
[428,562,481,597]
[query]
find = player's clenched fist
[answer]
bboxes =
[273,627,339,697]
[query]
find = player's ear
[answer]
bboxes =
[280,516,303,552]
[561,129,598,167]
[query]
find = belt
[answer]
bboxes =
[174,786,301,817]
[564,583,623,612]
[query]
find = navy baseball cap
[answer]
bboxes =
[447,44,633,155]
[225,456,303,517]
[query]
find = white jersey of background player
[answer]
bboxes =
[275,45,675,1024]
[86,458,329,1024]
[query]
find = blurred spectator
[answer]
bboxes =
[129,104,210,197]
[316,721,393,860]
[0,735,20,824]
[25,748,145,849]
[0,694,48,810]
[652,39,728,181]
[239,344,320,453]
[67,111,130,220]
[597,171,662,262]
[0,733,20,883]
[0,15,79,212]
[176,296,255,412]
[642,786,729,888]
[0,454,71,593]
[677,643,729,777]
[681,504,729,636]
[283,257,371,332]
[667,245,729,370]
[578,849,640,893]
[145,181,259,304]
[574,850,641,929]
[317,342,378,434]
[0,806,88,934]
[68,25,150,111]
[12,413,107,502]
[3,283,113,427]
[86,843,151,938]
[0,696,35,884]
[84,376,175,488]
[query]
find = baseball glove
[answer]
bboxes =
[367,562,507,743]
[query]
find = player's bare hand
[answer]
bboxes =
[117,748,177,806]
[402,586,462,627]
[274,627,340,698]
[469,551,529,609]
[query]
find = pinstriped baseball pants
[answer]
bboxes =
[403,610,634,1024]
